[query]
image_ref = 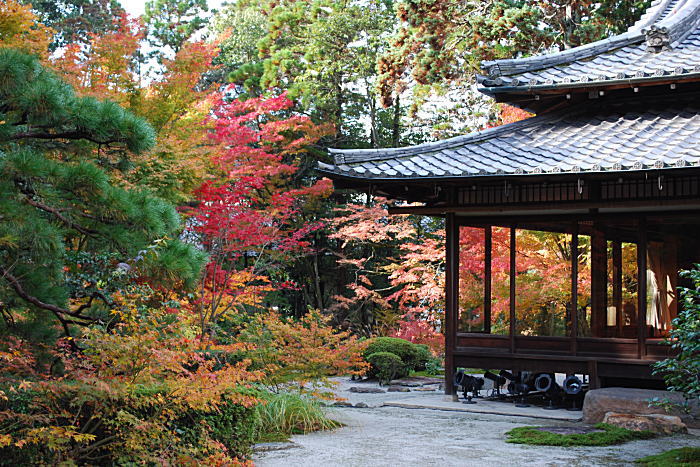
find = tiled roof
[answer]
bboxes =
[478,0,700,91]
[318,95,700,180]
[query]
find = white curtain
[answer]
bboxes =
[646,241,675,334]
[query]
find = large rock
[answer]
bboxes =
[602,412,687,434]
[389,376,443,387]
[583,388,700,428]
[387,386,411,392]
[349,386,385,393]
[253,442,299,452]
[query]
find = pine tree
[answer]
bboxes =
[0,48,205,338]
[25,0,126,51]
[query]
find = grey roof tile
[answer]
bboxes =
[321,2,700,184]
[479,0,700,91]
[320,96,700,180]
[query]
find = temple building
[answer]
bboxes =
[319,0,700,391]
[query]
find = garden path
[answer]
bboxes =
[254,378,700,467]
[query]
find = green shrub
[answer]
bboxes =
[253,391,340,441]
[176,396,257,460]
[0,388,46,466]
[653,267,700,406]
[636,447,700,466]
[425,357,444,376]
[363,337,431,373]
[366,351,406,384]
[505,423,655,446]
[413,344,432,371]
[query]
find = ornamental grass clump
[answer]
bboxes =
[253,391,341,441]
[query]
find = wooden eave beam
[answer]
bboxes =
[388,198,700,216]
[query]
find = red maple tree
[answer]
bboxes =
[190,90,333,340]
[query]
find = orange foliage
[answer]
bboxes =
[0,298,262,464]
[129,40,223,201]
[189,267,276,341]
[0,336,43,381]
[54,13,143,106]
[390,318,444,356]
[142,39,220,130]
[330,199,444,339]
[329,199,417,318]
[51,15,222,202]
[241,310,369,393]
[488,104,533,127]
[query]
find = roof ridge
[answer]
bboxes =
[630,0,680,31]
[643,0,700,50]
[480,0,700,79]
[329,114,557,165]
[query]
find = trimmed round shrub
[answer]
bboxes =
[363,337,431,373]
[366,351,406,384]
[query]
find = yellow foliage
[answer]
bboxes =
[0,0,53,58]
[22,426,97,450]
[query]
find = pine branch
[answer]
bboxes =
[0,265,94,323]
[10,130,125,147]
[74,291,114,314]
[23,196,99,237]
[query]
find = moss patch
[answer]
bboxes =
[636,447,700,466]
[505,423,656,446]
[410,370,444,378]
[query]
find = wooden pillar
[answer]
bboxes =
[444,212,457,395]
[484,227,492,334]
[590,225,607,337]
[664,238,678,324]
[612,241,623,337]
[638,218,647,359]
[570,222,578,355]
[509,226,516,354]
[587,360,600,389]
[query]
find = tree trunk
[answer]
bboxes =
[368,79,378,148]
[312,236,323,311]
[334,76,343,143]
[312,247,324,311]
[392,95,401,146]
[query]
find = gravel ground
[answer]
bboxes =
[254,378,700,467]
